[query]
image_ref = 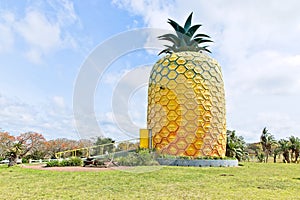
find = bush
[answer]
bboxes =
[115,149,159,166]
[45,157,82,167]
[68,157,83,166]
[46,160,60,167]
[22,157,29,163]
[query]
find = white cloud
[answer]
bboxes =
[0,11,15,53]
[53,96,65,108]
[0,0,80,64]
[0,94,77,140]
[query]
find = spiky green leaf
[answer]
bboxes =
[184,12,193,31]
[167,19,185,34]
[186,24,201,37]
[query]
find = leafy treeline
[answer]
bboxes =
[1,127,299,165]
[0,130,138,166]
[227,127,300,163]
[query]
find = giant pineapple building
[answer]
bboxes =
[147,13,226,157]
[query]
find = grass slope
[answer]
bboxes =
[0,163,299,200]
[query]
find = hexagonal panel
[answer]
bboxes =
[183,90,196,99]
[160,77,169,85]
[203,122,211,132]
[167,132,177,143]
[167,145,178,155]
[185,144,197,156]
[167,121,178,132]
[175,138,188,150]
[194,66,204,74]
[156,65,163,73]
[175,106,186,116]
[203,111,212,122]
[176,57,186,65]
[167,110,178,121]
[159,96,169,106]
[176,118,188,127]
[184,69,195,79]
[175,74,186,83]
[176,94,187,104]
[202,61,211,70]
[203,100,212,110]
[202,145,213,156]
[160,126,169,137]
[167,79,177,89]
[185,110,197,121]
[194,139,204,149]
[175,83,186,94]
[166,100,178,110]
[168,63,177,70]
[176,129,186,137]
[185,62,194,69]
[166,90,177,100]
[169,54,178,61]
[162,60,170,67]
[155,73,162,82]
[185,79,196,88]
[159,117,168,127]
[185,123,197,133]
[153,134,162,144]
[194,74,203,83]
[167,71,177,79]
[161,67,169,76]
[193,57,203,66]
[202,71,211,80]
[151,71,157,80]
[176,65,187,74]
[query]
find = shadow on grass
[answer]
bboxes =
[292,178,300,180]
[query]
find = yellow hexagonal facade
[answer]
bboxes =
[147,52,226,157]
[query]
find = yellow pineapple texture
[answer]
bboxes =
[147,51,226,157]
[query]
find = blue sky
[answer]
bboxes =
[0,0,300,142]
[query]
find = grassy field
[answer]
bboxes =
[0,163,299,200]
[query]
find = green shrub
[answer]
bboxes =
[115,150,159,166]
[45,157,83,167]
[68,157,82,166]
[46,160,60,167]
[22,157,29,163]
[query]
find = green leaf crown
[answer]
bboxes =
[158,12,213,55]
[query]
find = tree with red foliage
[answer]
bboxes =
[8,132,46,166]
[0,131,15,158]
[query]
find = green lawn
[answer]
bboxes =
[0,163,299,200]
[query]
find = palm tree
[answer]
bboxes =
[226,130,247,161]
[288,136,300,162]
[278,139,290,163]
[7,142,23,167]
[260,127,276,163]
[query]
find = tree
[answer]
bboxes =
[45,138,85,158]
[226,130,247,161]
[7,132,46,166]
[260,127,276,163]
[0,131,15,158]
[288,136,300,162]
[117,141,139,151]
[278,139,290,163]
[93,137,115,155]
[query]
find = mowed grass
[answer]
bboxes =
[0,163,299,200]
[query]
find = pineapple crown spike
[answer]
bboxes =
[158,12,213,55]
